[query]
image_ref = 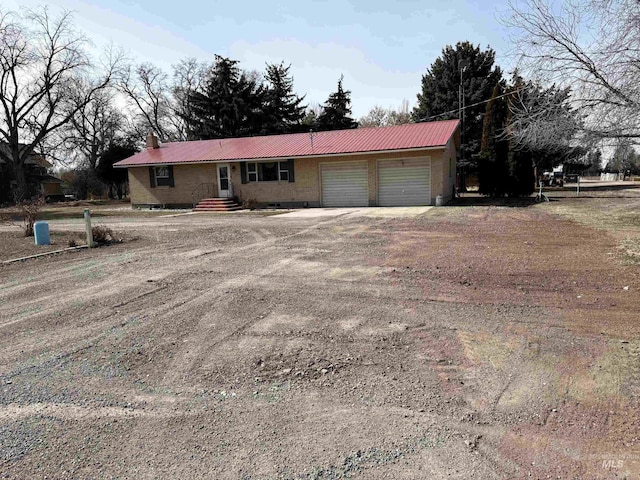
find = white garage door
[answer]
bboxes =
[378,158,431,206]
[321,162,369,207]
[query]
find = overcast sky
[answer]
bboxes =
[3,0,514,118]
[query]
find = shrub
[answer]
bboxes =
[242,198,258,210]
[92,225,119,245]
[18,196,45,237]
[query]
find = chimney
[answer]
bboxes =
[146,131,159,149]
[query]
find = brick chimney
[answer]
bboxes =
[146,131,159,149]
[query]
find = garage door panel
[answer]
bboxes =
[321,162,368,207]
[378,158,430,206]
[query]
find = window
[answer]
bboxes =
[152,165,173,187]
[155,166,170,186]
[247,161,290,182]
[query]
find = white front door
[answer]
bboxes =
[217,164,231,198]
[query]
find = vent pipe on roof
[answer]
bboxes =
[146,132,159,149]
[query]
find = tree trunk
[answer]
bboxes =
[11,158,28,202]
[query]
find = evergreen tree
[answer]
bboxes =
[262,62,306,134]
[412,41,502,162]
[606,142,640,175]
[187,56,265,139]
[316,76,358,131]
[478,84,510,196]
[505,77,535,196]
[96,143,138,199]
[507,147,535,196]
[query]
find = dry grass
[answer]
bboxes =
[620,237,640,264]
[540,197,640,266]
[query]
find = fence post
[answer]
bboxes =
[84,209,94,248]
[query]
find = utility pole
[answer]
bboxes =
[458,59,469,192]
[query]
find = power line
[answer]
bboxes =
[416,87,529,123]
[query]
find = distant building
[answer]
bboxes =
[0,143,63,203]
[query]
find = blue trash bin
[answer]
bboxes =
[34,221,50,246]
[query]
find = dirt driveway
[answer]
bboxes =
[1,199,639,479]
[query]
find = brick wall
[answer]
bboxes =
[129,163,217,207]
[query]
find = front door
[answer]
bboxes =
[217,164,230,198]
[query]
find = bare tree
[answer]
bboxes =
[0,7,121,200]
[359,106,388,128]
[507,80,581,153]
[359,101,413,128]
[59,88,123,168]
[172,58,208,141]
[505,0,640,143]
[387,99,412,126]
[119,60,208,142]
[118,62,175,142]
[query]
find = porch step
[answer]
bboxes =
[194,197,243,212]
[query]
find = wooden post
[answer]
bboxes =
[577,176,580,196]
[84,209,94,248]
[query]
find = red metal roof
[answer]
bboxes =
[114,119,459,167]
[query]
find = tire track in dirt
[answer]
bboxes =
[0,400,221,421]
[160,255,302,386]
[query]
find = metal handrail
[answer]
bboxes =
[192,183,216,207]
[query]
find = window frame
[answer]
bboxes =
[154,166,172,187]
[246,161,290,182]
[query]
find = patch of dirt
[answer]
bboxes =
[0,229,88,262]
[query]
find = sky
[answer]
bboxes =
[3,0,514,118]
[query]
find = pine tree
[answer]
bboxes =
[412,41,502,162]
[478,84,510,196]
[316,76,358,131]
[263,62,306,134]
[506,83,534,196]
[96,143,137,199]
[187,56,265,139]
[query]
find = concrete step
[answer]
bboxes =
[198,197,235,202]
[198,201,237,206]
[194,206,243,212]
[194,197,243,212]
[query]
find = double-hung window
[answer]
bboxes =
[151,165,173,187]
[149,165,174,187]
